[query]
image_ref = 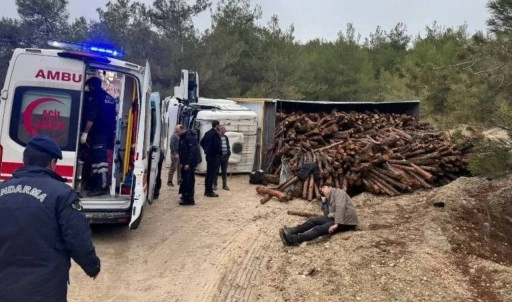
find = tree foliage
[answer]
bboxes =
[16,0,69,46]
[0,0,511,133]
[487,0,512,34]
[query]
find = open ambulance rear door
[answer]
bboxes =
[129,61,151,230]
[147,92,162,205]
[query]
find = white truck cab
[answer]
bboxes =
[0,41,161,229]
[164,70,258,173]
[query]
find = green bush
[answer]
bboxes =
[468,137,512,179]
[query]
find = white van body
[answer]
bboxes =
[195,98,258,173]
[0,46,161,229]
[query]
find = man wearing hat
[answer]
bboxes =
[81,76,116,197]
[0,135,101,301]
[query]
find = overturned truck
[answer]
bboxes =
[256,100,472,200]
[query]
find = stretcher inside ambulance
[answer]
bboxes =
[0,41,161,229]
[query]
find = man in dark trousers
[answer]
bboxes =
[280,183,359,246]
[81,76,116,197]
[154,149,165,199]
[214,125,231,190]
[0,135,101,302]
[177,124,202,205]
[200,120,222,197]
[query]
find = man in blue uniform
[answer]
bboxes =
[0,135,101,302]
[81,76,117,197]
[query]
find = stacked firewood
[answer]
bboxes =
[262,110,473,198]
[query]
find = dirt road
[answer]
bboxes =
[68,174,512,302]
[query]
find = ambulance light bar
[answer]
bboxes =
[47,40,124,59]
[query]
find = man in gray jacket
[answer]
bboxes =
[167,127,180,186]
[280,184,358,246]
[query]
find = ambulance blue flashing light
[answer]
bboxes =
[89,46,123,58]
[47,40,124,59]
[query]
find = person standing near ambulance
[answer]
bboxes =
[167,128,181,187]
[177,124,201,205]
[81,76,116,197]
[0,135,101,302]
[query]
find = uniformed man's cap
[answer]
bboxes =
[27,135,63,160]
[85,76,102,88]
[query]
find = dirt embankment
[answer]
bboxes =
[68,174,512,302]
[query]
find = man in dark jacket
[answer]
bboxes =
[81,76,116,197]
[200,120,221,197]
[0,135,101,302]
[279,184,358,246]
[177,124,201,205]
[214,125,231,190]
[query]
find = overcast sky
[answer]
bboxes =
[3,0,491,42]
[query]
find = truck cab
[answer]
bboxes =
[164,70,258,173]
[0,41,161,229]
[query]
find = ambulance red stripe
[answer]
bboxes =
[1,162,74,182]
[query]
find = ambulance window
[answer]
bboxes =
[10,87,80,150]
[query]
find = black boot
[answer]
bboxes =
[279,228,291,246]
[288,234,300,246]
[282,226,298,237]
[279,229,300,246]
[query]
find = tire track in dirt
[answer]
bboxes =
[192,223,268,302]
[221,231,265,301]
[192,206,288,302]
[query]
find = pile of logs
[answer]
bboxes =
[261,110,473,199]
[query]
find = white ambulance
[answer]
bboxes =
[0,41,161,229]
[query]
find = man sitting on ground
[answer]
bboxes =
[280,183,359,246]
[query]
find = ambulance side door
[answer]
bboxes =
[129,61,151,230]
[147,92,161,204]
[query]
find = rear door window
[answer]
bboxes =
[9,86,81,151]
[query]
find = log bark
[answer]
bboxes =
[368,169,409,192]
[277,175,300,191]
[366,173,400,196]
[287,210,321,218]
[260,194,272,204]
[256,185,287,202]
[307,174,315,201]
[410,163,433,181]
[313,140,345,152]
[264,110,473,197]
[264,174,280,185]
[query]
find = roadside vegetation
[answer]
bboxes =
[2,0,512,176]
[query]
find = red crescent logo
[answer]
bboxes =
[23,97,64,136]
